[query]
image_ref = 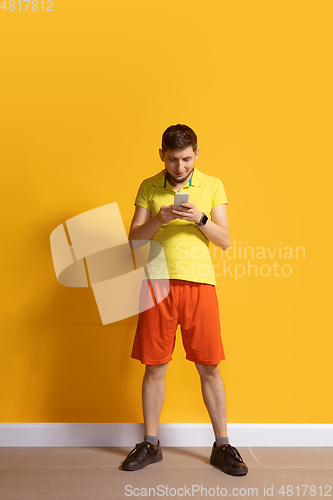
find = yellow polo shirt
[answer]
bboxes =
[133,167,228,286]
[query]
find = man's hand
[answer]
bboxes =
[171,202,202,224]
[157,205,179,225]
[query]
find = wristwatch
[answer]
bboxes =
[195,213,208,226]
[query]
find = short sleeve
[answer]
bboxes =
[212,178,228,208]
[134,179,151,210]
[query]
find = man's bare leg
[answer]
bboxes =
[195,363,227,438]
[122,363,167,470]
[142,362,169,436]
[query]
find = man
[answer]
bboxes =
[122,124,248,476]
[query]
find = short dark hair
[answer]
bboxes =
[161,124,197,153]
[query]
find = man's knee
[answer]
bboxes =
[195,363,220,380]
[145,362,169,378]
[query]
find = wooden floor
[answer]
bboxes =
[0,446,332,499]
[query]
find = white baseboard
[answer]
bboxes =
[0,423,332,447]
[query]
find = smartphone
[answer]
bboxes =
[174,192,190,206]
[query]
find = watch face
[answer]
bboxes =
[202,214,208,225]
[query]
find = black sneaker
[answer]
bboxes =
[210,442,248,476]
[122,440,163,471]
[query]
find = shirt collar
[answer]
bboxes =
[152,167,203,189]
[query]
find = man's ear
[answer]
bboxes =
[159,148,164,161]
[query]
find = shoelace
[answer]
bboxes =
[223,444,245,463]
[125,441,152,459]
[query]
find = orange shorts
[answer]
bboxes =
[131,279,225,365]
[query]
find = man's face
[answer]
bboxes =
[159,146,199,185]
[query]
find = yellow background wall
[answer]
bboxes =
[0,1,332,424]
